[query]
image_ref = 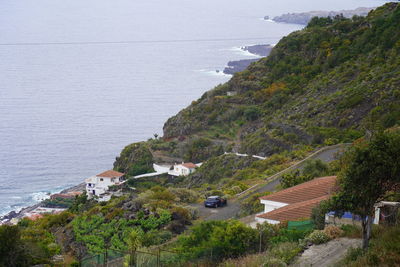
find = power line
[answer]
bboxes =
[0,36,281,47]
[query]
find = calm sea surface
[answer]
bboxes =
[0,0,388,215]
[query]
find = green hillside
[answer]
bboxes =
[2,3,400,266]
[160,3,400,159]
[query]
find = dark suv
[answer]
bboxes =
[204,196,227,208]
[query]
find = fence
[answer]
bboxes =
[80,248,181,267]
[287,220,315,231]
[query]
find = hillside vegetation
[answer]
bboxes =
[1,4,400,266]
[115,3,400,189]
[162,3,400,157]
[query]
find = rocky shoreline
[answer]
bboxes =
[0,182,85,224]
[223,44,273,75]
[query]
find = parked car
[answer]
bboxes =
[204,196,227,208]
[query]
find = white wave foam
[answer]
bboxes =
[204,70,232,77]
[227,46,261,58]
[30,191,51,202]
[258,17,275,22]
[194,69,232,77]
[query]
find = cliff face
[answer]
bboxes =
[162,3,400,158]
[114,142,154,176]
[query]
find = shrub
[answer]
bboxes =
[311,200,330,230]
[341,247,364,264]
[340,224,362,238]
[170,206,191,223]
[267,242,302,264]
[270,229,310,244]
[307,230,330,245]
[141,230,172,247]
[323,225,343,239]
[175,220,258,262]
[262,258,287,267]
[244,106,262,121]
[169,188,199,203]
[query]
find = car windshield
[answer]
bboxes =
[207,197,219,201]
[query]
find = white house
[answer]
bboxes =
[256,176,336,224]
[168,162,198,176]
[85,170,125,198]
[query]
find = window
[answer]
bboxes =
[100,178,104,181]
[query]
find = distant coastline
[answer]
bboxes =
[269,7,374,25]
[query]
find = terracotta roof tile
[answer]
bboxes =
[182,162,197,169]
[257,195,330,222]
[96,170,125,178]
[259,176,336,204]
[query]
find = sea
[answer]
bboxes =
[0,0,389,216]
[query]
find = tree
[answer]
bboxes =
[331,130,400,249]
[0,225,30,267]
[127,229,142,266]
[127,229,142,252]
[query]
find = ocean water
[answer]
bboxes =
[0,0,389,215]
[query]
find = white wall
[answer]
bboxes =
[86,176,121,197]
[260,199,288,213]
[255,216,280,225]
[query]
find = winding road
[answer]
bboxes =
[194,144,349,221]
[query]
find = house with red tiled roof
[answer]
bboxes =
[168,162,200,177]
[256,176,336,224]
[85,170,125,198]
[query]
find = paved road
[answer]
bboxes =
[193,201,241,221]
[249,145,345,198]
[193,145,348,221]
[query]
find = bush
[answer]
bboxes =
[244,106,262,121]
[175,220,259,262]
[141,230,172,247]
[341,247,364,264]
[340,225,400,266]
[323,225,343,239]
[311,200,330,230]
[340,224,362,238]
[307,230,330,245]
[169,188,199,203]
[268,242,302,264]
[262,258,287,267]
[270,229,310,244]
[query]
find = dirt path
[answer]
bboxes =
[292,238,362,267]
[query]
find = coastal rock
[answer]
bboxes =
[223,58,259,75]
[242,44,273,57]
[223,44,273,75]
